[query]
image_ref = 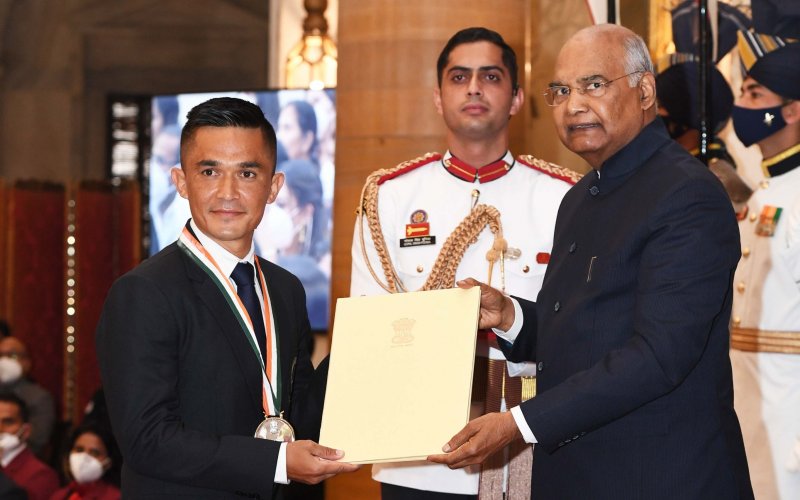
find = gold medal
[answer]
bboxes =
[254,414,295,442]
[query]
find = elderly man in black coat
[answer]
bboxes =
[430,24,754,500]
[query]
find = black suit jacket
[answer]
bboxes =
[0,471,26,500]
[96,242,320,499]
[502,121,753,499]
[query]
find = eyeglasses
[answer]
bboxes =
[543,71,643,107]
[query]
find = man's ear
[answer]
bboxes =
[170,166,188,199]
[509,86,524,117]
[639,72,657,110]
[19,423,31,442]
[783,100,800,125]
[433,87,444,116]
[267,172,285,204]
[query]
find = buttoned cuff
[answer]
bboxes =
[511,406,537,444]
[275,442,289,484]
[506,360,538,377]
[492,297,523,343]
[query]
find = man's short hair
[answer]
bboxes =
[622,32,654,86]
[0,393,29,422]
[437,27,519,92]
[180,97,278,171]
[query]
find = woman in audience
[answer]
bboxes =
[49,424,120,500]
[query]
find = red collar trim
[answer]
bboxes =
[443,156,512,183]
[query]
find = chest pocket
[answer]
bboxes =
[394,242,440,291]
[583,253,637,363]
[582,252,629,292]
[504,254,548,297]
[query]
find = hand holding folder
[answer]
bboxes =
[319,287,481,464]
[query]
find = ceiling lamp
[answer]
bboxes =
[285,0,338,90]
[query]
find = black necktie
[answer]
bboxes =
[230,262,267,361]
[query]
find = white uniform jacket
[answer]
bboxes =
[731,156,800,500]
[349,150,577,494]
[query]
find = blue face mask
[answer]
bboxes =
[731,104,788,147]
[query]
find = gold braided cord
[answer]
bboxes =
[357,153,440,293]
[517,154,583,184]
[422,204,505,291]
[357,153,506,293]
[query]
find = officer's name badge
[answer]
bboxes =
[755,205,782,237]
[400,235,436,247]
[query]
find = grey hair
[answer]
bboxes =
[622,33,654,86]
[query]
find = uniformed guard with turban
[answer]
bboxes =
[655,1,753,215]
[729,3,800,497]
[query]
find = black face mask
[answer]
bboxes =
[661,115,691,140]
[731,104,788,147]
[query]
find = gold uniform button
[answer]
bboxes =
[416,265,424,273]
[522,265,530,273]
[742,247,750,258]
[732,316,741,326]
[737,282,746,293]
[749,212,757,222]
[760,180,769,189]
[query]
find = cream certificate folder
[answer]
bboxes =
[319,287,481,464]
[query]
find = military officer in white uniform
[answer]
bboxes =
[729,28,800,500]
[350,27,578,500]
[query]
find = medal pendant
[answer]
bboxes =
[755,205,782,237]
[254,415,295,442]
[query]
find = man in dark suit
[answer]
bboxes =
[96,97,357,499]
[0,393,59,499]
[429,24,754,499]
[0,471,26,500]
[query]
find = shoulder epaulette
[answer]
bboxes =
[377,153,442,185]
[517,155,583,185]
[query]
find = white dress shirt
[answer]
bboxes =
[493,298,538,444]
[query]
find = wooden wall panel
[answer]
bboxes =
[72,181,140,422]
[5,181,66,415]
[525,0,593,173]
[0,179,141,423]
[0,180,6,322]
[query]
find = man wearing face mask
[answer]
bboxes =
[729,27,800,500]
[0,393,59,499]
[0,336,55,457]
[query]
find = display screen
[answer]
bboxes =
[148,89,335,331]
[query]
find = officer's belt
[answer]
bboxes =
[731,327,800,354]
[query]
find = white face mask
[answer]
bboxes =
[0,430,23,457]
[69,452,107,484]
[0,358,23,384]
